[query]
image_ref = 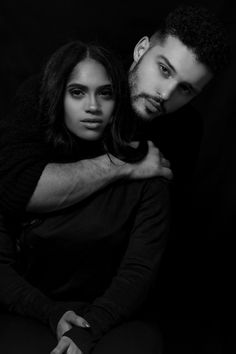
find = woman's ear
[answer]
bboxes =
[133,37,150,63]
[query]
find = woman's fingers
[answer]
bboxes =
[67,341,83,354]
[51,336,83,354]
[68,311,90,328]
[57,311,90,340]
[51,336,70,354]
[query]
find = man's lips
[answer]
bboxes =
[145,98,163,114]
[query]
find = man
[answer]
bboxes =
[0,4,229,354]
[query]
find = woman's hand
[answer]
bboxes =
[51,336,82,354]
[57,310,90,340]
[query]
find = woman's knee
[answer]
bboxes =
[93,320,163,354]
[0,313,56,354]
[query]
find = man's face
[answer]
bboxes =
[129,35,213,120]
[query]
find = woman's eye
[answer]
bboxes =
[99,90,113,98]
[159,64,170,77]
[69,89,84,97]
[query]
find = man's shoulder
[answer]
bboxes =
[145,104,203,144]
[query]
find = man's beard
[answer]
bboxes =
[128,63,144,117]
[129,63,165,121]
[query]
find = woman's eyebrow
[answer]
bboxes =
[97,84,113,89]
[66,83,88,90]
[66,83,112,89]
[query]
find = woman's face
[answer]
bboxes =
[64,58,115,141]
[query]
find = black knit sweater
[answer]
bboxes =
[0,76,170,353]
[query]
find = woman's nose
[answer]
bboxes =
[85,95,100,113]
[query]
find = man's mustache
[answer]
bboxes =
[133,93,166,115]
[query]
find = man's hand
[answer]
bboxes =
[57,310,90,340]
[51,336,82,354]
[128,141,173,180]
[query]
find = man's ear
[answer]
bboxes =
[133,37,150,63]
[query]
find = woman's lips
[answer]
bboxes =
[81,119,103,129]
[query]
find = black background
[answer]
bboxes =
[1,0,235,352]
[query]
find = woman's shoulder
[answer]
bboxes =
[128,176,170,194]
[141,177,170,201]
[112,176,170,207]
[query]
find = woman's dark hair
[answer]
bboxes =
[39,40,147,162]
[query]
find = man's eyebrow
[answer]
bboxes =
[159,55,177,74]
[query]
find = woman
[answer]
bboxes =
[0,41,169,354]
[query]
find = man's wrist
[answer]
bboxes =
[99,154,132,180]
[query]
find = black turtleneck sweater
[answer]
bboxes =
[0,76,170,353]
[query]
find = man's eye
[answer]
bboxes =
[159,64,170,77]
[179,85,192,96]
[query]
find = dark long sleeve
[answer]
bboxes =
[65,178,170,353]
[0,213,88,333]
[0,76,49,215]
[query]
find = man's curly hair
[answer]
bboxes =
[150,4,230,74]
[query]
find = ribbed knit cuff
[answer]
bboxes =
[64,326,95,354]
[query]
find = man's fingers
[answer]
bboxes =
[161,166,173,180]
[161,157,170,168]
[147,140,155,148]
[51,336,70,354]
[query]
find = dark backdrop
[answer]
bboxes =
[1,0,235,352]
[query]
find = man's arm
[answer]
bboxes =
[27,141,172,213]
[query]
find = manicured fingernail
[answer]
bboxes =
[82,321,90,328]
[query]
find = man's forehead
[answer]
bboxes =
[150,35,197,66]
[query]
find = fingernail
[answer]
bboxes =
[82,321,90,328]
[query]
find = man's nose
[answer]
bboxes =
[161,81,177,101]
